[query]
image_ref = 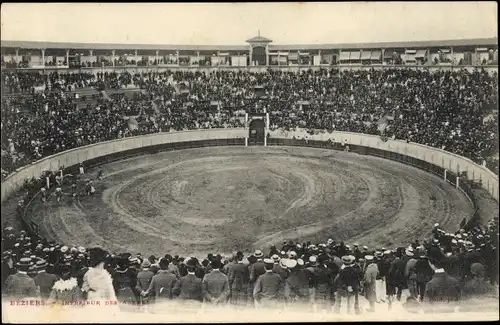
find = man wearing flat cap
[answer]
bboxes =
[33,259,58,298]
[253,258,284,309]
[4,257,40,299]
[227,251,249,307]
[202,259,230,305]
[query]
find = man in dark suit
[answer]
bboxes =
[145,257,179,301]
[284,259,310,307]
[137,260,155,305]
[174,264,203,302]
[33,260,58,299]
[201,259,230,305]
[253,259,285,309]
[387,251,407,306]
[272,255,288,281]
[227,251,248,307]
[248,250,266,305]
[424,257,461,311]
[4,257,39,299]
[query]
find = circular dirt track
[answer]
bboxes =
[27,146,474,257]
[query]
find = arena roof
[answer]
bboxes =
[0,38,497,52]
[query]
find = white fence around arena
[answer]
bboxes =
[1,128,498,202]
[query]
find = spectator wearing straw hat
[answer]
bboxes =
[333,255,361,314]
[284,258,310,306]
[363,255,378,312]
[227,251,248,307]
[4,257,39,299]
[253,258,285,308]
[309,254,335,312]
[248,249,266,303]
[272,254,289,281]
[33,259,58,298]
[404,247,418,299]
[201,259,230,305]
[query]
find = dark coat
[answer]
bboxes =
[272,263,289,281]
[249,260,266,283]
[34,271,59,298]
[284,269,311,302]
[112,268,138,303]
[201,270,230,304]
[175,273,202,301]
[146,270,179,300]
[253,271,284,302]
[387,258,407,287]
[4,272,39,299]
[424,272,461,303]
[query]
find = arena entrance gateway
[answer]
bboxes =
[245,112,269,146]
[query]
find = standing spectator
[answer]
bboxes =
[284,258,310,307]
[363,255,378,312]
[136,260,154,305]
[227,251,248,307]
[253,258,285,309]
[81,247,116,302]
[112,256,138,305]
[415,252,434,302]
[4,257,39,299]
[47,263,82,304]
[404,248,418,299]
[248,250,265,304]
[333,255,361,314]
[423,257,462,311]
[271,254,288,281]
[145,257,179,301]
[387,249,406,305]
[201,259,230,305]
[308,255,335,312]
[175,263,203,302]
[33,259,58,299]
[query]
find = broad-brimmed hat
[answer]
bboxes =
[288,251,297,258]
[271,254,280,263]
[405,248,414,257]
[279,258,289,269]
[383,250,392,256]
[309,255,317,264]
[60,246,69,253]
[141,260,151,268]
[284,259,297,269]
[35,260,48,270]
[254,250,263,258]
[341,255,355,265]
[297,258,304,266]
[365,255,374,261]
[16,257,33,272]
[263,258,274,265]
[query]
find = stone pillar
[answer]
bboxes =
[197,51,200,64]
[112,50,116,66]
[176,50,179,65]
[66,50,69,66]
[155,50,159,65]
[249,47,253,66]
[41,49,45,67]
[89,50,93,56]
[15,49,19,63]
[265,45,269,66]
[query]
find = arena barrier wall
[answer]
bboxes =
[2,128,498,240]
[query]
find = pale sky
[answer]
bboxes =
[1,2,497,45]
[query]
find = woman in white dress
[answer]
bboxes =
[82,247,120,319]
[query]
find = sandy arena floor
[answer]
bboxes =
[16,146,477,257]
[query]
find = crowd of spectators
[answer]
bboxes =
[1,212,498,313]
[1,67,498,314]
[3,67,496,180]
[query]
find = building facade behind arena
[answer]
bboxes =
[1,35,498,71]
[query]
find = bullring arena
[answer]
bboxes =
[23,145,473,257]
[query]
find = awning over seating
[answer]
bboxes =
[371,50,382,60]
[415,49,427,58]
[361,51,371,60]
[349,51,361,60]
[405,49,417,54]
[383,49,394,59]
[288,53,298,60]
[339,51,351,60]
